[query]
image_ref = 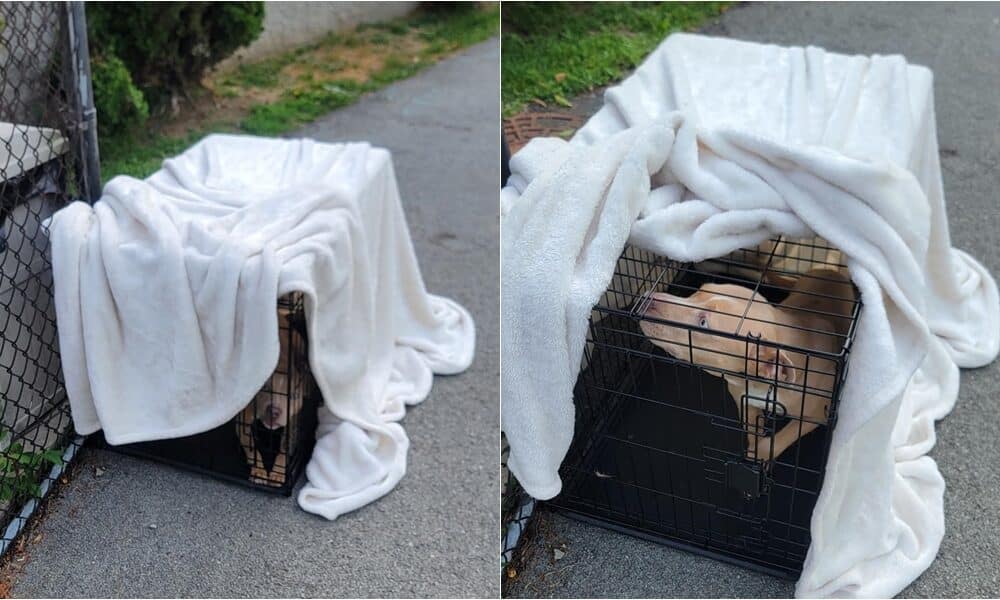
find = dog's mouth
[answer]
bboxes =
[259,404,285,429]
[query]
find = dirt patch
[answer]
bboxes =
[152,91,251,139]
[503,509,576,599]
[288,35,424,84]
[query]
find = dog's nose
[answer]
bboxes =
[267,405,282,420]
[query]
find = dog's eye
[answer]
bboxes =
[698,315,709,328]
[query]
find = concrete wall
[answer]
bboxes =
[218,2,419,70]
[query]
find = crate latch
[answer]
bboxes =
[725,460,763,500]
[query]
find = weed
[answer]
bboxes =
[0,432,63,503]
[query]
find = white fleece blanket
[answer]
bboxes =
[49,134,475,519]
[501,33,999,598]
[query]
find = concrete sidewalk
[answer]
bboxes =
[4,38,500,598]
[507,3,1000,598]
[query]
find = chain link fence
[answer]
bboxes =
[0,1,98,555]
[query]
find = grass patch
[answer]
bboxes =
[242,81,365,136]
[100,127,237,183]
[501,2,730,116]
[223,53,296,88]
[417,3,505,50]
[100,2,499,182]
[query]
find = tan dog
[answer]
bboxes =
[236,305,306,487]
[638,268,855,462]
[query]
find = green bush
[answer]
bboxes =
[91,53,149,136]
[87,2,264,136]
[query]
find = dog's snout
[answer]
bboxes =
[266,404,282,420]
[643,293,672,317]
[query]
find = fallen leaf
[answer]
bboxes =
[554,72,567,82]
[553,94,572,108]
[94,467,106,477]
[553,548,565,560]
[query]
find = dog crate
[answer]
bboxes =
[549,236,862,578]
[92,293,320,496]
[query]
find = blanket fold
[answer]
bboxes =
[501,33,998,598]
[49,134,475,520]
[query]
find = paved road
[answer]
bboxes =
[507,3,1000,598]
[5,38,500,598]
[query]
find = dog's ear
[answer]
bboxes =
[751,345,798,384]
[704,297,722,311]
[704,295,735,315]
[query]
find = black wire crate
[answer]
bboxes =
[92,293,320,496]
[550,237,862,578]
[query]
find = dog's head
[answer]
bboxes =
[638,283,798,385]
[254,377,291,430]
[254,311,307,430]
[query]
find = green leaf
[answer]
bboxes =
[41,449,63,466]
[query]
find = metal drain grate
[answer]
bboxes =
[503,112,585,153]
